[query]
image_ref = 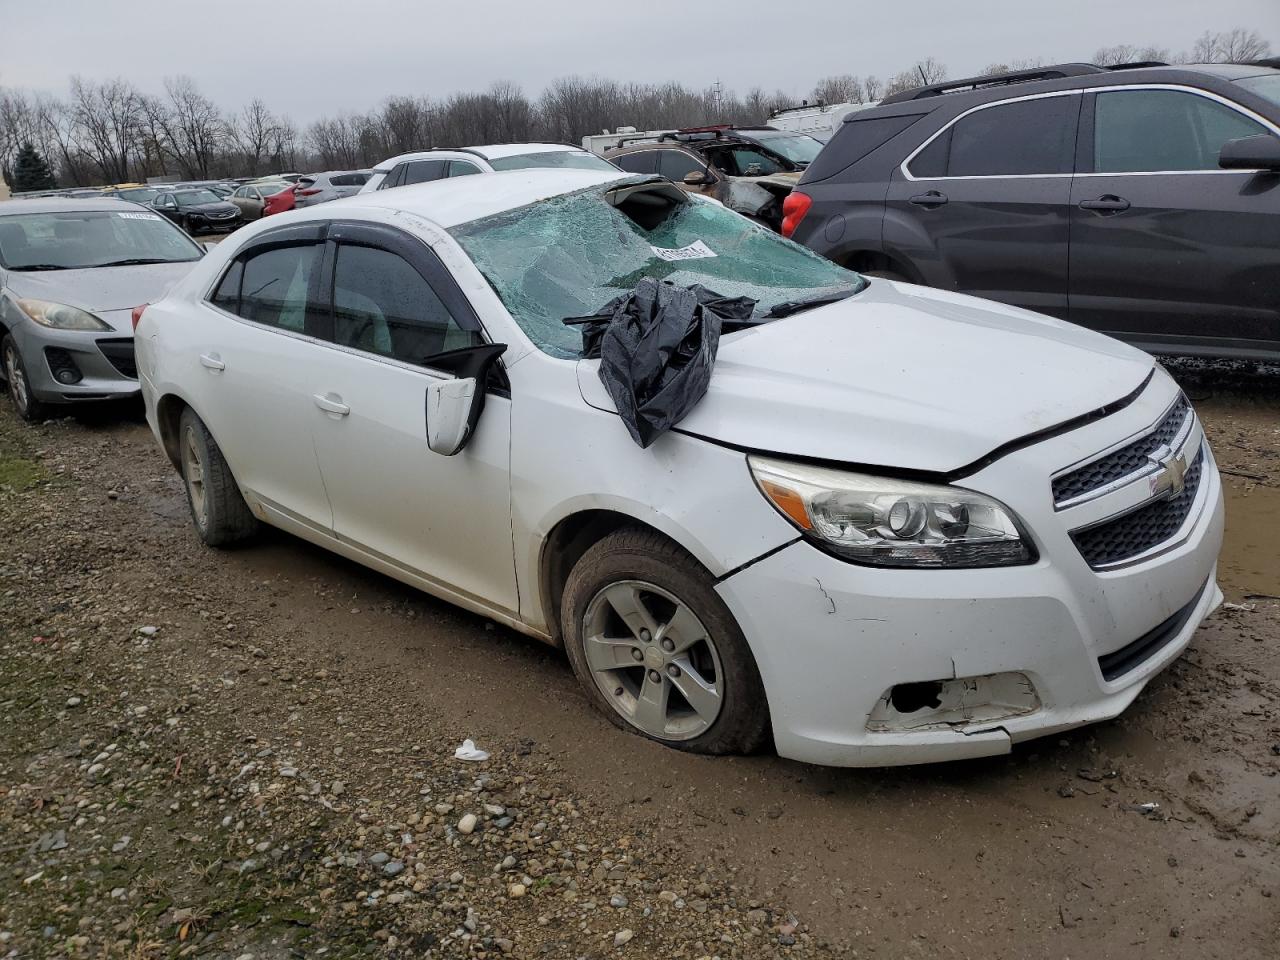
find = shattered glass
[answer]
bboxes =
[450,184,865,358]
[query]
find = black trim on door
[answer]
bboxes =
[1075,92,1096,175]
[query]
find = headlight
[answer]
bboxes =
[17,299,112,331]
[749,456,1034,568]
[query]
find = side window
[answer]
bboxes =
[911,95,1076,177]
[331,244,481,364]
[378,165,405,190]
[401,160,448,185]
[1093,89,1268,173]
[211,259,244,313]
[658,150,706,181]
[448,161,482,177]
[719,148,784,176]
[611,151,657,175]
[237,244,322,333]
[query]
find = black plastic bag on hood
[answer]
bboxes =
[565,278,757,448]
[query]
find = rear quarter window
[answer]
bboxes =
[803,113,926,181]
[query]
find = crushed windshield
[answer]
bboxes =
[451,182,864,358]
[0,210,201,270]
[745,131,824,166]
[488,151,619,173]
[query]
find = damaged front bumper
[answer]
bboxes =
[714,406,1225,766]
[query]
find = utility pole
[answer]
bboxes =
[712,79,724,121]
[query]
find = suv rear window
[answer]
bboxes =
[803,113,924,181]
[909,95,1077,178]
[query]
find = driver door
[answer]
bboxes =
[303,222,518,614]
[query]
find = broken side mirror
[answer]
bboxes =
[423,343,507,456]
[682,170,711,186]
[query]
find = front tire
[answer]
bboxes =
[178,407,259,547]
[562,528,770,755]
[2,335,48,422]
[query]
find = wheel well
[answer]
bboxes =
[155,394,189,470]
[841,251,917,282]
[538,510,683,645]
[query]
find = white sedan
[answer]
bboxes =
[134,169,1223,767]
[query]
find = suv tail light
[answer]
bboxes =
[781,191,812,239]
[131,304,148,331]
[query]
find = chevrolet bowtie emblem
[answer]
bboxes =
[1149,445,1188,498]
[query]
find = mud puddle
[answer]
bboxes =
[1220,480,1280,601]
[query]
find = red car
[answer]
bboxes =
[263,183,296,217]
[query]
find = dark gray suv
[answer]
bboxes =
[785,61,1280,361]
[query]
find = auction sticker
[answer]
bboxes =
[117,212,163,221]
[650,240,717,262]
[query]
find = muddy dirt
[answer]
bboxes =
[1,368,1278,959]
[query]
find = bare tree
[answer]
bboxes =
[811,75,865,104]
[979,57,1045,76]
[1191,27,1271,63]
[157,76,226,178]
[863,76,884,102]
[1093,44,1169,65]
[68,77,145,183]
[231,98,278,175]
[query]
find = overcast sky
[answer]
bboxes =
[2,0,1275,122]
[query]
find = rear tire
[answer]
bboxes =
[178,407,259,547]
[2,335,48,422]
[562,528,770,755]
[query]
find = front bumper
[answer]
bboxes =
[9,314,140,403]
[717,375,1225,767]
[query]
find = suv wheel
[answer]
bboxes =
[178,407,259,546]
[2,335,47,422]
[562,528,770,755]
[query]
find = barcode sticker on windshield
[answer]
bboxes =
[650,240,717,262]
[117,212,162,221]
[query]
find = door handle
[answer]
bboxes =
[312,393,350,417]
[1078,195,1130,213]
[199,353,225,372]
[909,190,948,208]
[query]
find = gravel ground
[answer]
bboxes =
[1,365,1277,959]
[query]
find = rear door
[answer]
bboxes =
[1068,86,1280,356]
[885,93,1079,316]
[192,226,333,530]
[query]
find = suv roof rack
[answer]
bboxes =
[880,61,1167,104]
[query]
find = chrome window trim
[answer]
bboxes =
[900,83,1280,182]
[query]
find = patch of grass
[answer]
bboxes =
[0,453,44,493]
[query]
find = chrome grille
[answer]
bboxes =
[1070,447,1203,570]
[1052,396,1192,506]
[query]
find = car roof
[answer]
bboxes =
[373,143,588,170]
[0,197,138,216]
[321,168,630,229]
[872,62,1280,114]
[465,142,580,159]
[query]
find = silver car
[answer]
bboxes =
[0,198,204,420]
[293,170,372,207]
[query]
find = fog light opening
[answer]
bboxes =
[44,347,83,385]
[889,681,944,714]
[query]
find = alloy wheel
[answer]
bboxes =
[582,580,724,741]
[4,343,30,415]
[182,426,208,531]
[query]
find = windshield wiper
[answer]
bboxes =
[8,263,70,272]
[762,289,858,319]
[94,257,184,267]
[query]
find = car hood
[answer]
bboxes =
[4,261,201,332]
[575,279,1155,474]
